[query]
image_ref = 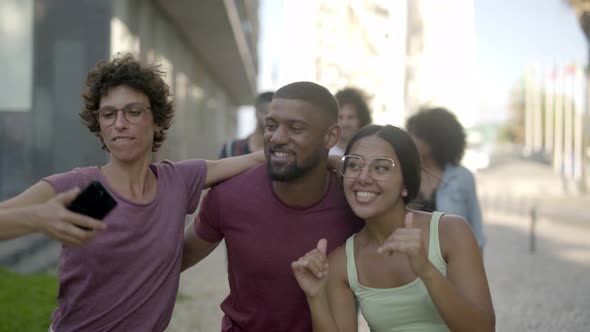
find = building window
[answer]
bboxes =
[0,0,33,111]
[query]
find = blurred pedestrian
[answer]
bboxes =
[406,107,486,249]
[330,87,372,156]
[0,53,263,332]
[182,81,363,332]
[292,124,495,331]
[218,91,274,158]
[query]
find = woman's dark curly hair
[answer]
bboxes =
[334,88,372,127]
[405,107,466,168]
[80,53,174,152]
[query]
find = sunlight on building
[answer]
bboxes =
[260,0,406,126]
[406,0,478,127]
[110,17,140,57]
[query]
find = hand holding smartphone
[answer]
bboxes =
[67,181,117,230]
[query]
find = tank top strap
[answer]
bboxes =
[345,235,360,291]
[428,211,446,267]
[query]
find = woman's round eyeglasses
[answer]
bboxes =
[96,103,150,126]
[339,155,396,180]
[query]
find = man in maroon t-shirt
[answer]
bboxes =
[182,81,363,331]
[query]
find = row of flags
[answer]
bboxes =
[524,63,587,184]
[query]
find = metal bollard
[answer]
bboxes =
[529,205,537,253]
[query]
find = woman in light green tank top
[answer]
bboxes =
[292,125,495,331]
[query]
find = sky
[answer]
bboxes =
[474,0,586,118]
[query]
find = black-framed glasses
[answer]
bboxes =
[339,155,396,180]
[96,103,150,126]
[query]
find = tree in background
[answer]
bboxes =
[502,80,526,144]
[567,1,590,42]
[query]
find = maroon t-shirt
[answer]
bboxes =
[44,160,207,332]
[195,165,363,332]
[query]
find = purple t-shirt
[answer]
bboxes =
[195,165,363,332]
[44,159,207,332]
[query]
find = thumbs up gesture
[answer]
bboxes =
[291,239,329,298]
[377,212,433,279]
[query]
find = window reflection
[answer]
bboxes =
[0,0,33,111]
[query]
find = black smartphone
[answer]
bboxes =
[67,181,117,230]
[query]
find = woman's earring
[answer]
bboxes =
[401,189,408,197]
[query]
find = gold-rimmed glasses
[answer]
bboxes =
[339,155,396,180]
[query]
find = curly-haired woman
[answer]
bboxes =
[406,107,485,250]
[0,54,263,331]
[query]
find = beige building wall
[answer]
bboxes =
[261,0,406,126]
[313,0,406,126]
[404,0,478,127]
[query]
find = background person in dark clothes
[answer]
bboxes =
[218,91,274,158]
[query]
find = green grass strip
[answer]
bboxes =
[0,268,57,332]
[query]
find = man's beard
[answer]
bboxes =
[266,149,322,182]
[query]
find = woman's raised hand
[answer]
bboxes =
[377,212,435,279]
[291,239,329,298]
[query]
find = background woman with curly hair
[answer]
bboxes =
[406,107,485,250]
[0,54,263,331]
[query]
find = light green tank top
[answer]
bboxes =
[346,211,450,332]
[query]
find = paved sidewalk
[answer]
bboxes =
[483,211,590,331]
[475,158,590,332]
[476,159,590,230]
[166,242,228,332]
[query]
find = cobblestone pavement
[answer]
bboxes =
[482,211,590,332]
[166,241,228,332]
[476,160,590,331]
[167,161,590,331]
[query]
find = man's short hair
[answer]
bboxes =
[273,82,339,124]
[255,91,274,107]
